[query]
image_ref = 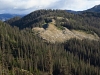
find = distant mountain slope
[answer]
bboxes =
[0,14,24,21]
[85,5,100,12]
[66,10,80,14]
[66,4,100,14]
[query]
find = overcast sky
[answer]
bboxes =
[0,0,100,14]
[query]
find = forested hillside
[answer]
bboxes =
[6,10,100,37]
[0,10,100,75]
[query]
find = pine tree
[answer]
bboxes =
[45,50,53,75]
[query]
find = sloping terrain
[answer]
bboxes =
[33,19,99,43]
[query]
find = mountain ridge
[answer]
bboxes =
[84,4,100,12]
[1,4,100,21]
[5,9,100,43]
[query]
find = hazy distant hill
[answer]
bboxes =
[85,5,100,12]
[2,4,100,22]
[66,10,80,14]
[0,14,24,21]
[66,4,100,14]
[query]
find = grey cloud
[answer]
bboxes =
[0,0,100,14]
